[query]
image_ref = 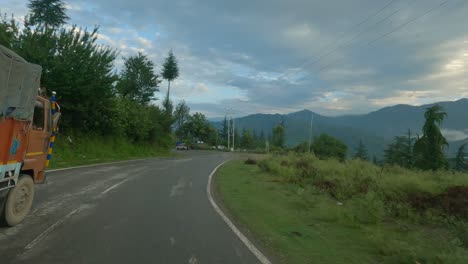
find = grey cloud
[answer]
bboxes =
[8,0,468,116]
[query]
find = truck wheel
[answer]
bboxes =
[1,175,35,227]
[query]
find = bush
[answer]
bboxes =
[311,133,347,161]
[245,158,258,165]
[258,153,468,223]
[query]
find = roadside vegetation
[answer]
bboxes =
[0,0,220,165]
[48,135,174,169]
[216,105,468,263]
[217,156,468,264]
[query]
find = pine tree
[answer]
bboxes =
[455,144,467,171]
[161,50,179,100]
[28,0,69,28]
[414,105,448,170]
[354,140,369,161]
[258,129,266,148]
[272,118,285,148]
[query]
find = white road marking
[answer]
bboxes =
[46,158,151,173]
[100,178,132,196]
[170,177,186,197]
[169,237,176,246]
[188,255,198,264]
[24,209,78,250]
[207,160,272,264]
[172,158,193,163]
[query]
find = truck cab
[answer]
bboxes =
[22,96,57,184]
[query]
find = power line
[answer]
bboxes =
[315,0,452,74]
[276,0,401,80]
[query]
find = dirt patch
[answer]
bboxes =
[438,186,468,219]
[313,180,337,198]
[244,158,258,165]
[407,186,468,219]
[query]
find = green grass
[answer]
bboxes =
[48,135,174,169]
[215,157,468,264]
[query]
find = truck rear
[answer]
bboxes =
[0,45,60,226]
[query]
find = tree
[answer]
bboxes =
[220,116,229,146]
[185,112,211,142]
[161,50,179,99]
[384,136,406,166]
[293,142,309,153]
[414,105,448,170]
[272,119,285,148]
[28,0,69,28]
[455,144,467,171]
[234,128,240,149]
[384,130,416,168]
[174,101,190,139]
[258,129,266,149]
[117,52,160,105]
[312,134,347,161]
[373,155,378,165]
[0,14,20,47]
[353,140,369,161]
[240,129,255,149]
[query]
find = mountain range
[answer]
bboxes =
[212,98,468,158]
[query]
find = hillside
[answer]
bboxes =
[213,98,468,157]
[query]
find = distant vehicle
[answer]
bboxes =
[176,143,188,150]
[0,45,61,226]
[217,145,226,150]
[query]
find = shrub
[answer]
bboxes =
[245,158,258,165]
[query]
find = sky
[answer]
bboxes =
[2,0,468,118]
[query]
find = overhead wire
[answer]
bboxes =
[314,0,452,75]
[276,0,401,80]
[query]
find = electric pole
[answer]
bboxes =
[308,113,314,153]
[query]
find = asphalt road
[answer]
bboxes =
[0,151,260,264]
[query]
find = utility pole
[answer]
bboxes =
[232,117,235,151]
[227,116,230,151]
[225,107,235,152]
[308,113,314,153]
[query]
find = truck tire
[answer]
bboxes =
[1,175,35,227]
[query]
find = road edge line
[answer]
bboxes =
[207,160,272,264]
[46,158,151,173]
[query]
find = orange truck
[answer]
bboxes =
[0,45,60,226]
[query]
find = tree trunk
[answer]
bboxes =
[167,80,171,99]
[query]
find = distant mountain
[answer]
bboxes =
[213,98,468,158]
[208,117,225,122]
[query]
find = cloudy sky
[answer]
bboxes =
[3,0,468,118]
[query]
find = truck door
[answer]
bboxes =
[25,99,50,182]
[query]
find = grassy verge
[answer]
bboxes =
[48,135,174,169]
[215,155,468,264]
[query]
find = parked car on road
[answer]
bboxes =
[176,143,188,150]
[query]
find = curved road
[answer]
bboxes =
[0,151,260,264]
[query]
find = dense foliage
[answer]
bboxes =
[1,0,173,148]
[384,105,450,171]
[311,134,347,161]
[414,105,449,170]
